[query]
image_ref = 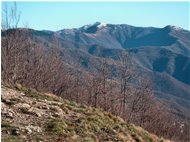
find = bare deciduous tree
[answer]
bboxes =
[117,50,135,117]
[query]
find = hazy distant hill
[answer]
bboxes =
[27,22,190,114]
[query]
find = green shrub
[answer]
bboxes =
[45,119,67,135]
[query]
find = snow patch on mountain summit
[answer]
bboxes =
[83,22,107,30]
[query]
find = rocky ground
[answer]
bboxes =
[1,85,171,142]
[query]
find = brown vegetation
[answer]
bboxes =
[1,3,190,142]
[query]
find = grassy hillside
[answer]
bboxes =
[1,85,170,142]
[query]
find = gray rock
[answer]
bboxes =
[1,108,15,119]
[25,125,42,134]
[28,107,43,117]
[14,103,31,109]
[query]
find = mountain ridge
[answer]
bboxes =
[2,22,190,116]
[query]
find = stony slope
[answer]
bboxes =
[1,85,170,142]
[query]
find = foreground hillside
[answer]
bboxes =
[1,85,170,142]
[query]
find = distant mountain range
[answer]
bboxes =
[29,22,190,115]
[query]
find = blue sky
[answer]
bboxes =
[1,2,190,31]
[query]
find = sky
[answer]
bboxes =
[1,2,190,31]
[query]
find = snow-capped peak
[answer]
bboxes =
[167,25,183,31]
[83,22,107,30]
[80,22,107,33]
[95,22,107,28]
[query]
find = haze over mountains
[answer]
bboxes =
[30,22,190,115]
